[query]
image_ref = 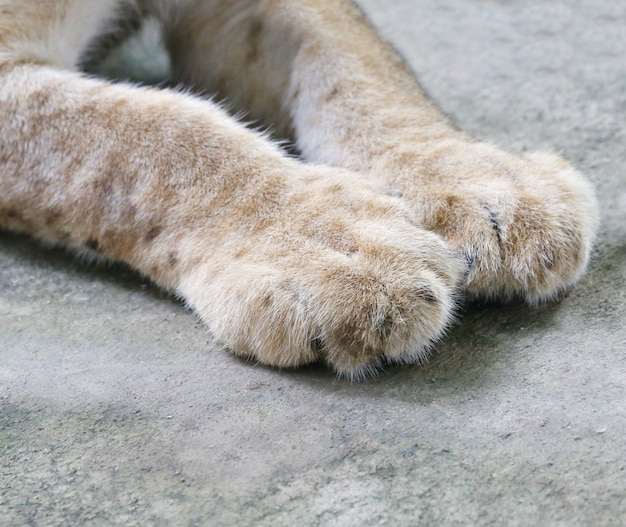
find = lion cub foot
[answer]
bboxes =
[178,166,461,378]
[380,140,599,304]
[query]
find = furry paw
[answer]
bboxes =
[177,166,461,378]
[379,140,598,303]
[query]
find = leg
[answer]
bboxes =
[0,0,461,377]
[148,0,599,303]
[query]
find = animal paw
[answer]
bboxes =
[378,140,599,303]
[176,166,461,378]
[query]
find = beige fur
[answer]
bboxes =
[0,0,598,377]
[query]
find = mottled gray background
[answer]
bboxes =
[1,1,625,525]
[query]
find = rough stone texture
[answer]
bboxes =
[1,1,625,525]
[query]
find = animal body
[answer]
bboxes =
[0,0,598,378]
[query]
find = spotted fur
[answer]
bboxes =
[0,0,598,377]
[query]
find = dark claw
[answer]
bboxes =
[483,204,503,243]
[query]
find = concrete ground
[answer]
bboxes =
[1,1,625,525]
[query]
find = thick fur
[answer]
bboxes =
[0,0,598,377]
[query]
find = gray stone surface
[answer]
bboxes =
[1,1,625,525]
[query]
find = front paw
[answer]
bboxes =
[177,167,461,378]
[382,140,599,303]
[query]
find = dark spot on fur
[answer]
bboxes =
[94,177,113,197]
[85,238,100,251]
[261,293,272,308]
[233,247,249,259]
[145,225,163,242]
[45,209,62,225]
[324,86,341,103]
[446,195,462,207]
[168,253,178,268]
[428,195,463,235]
[464,252,476,271]
[27,88,52,109]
